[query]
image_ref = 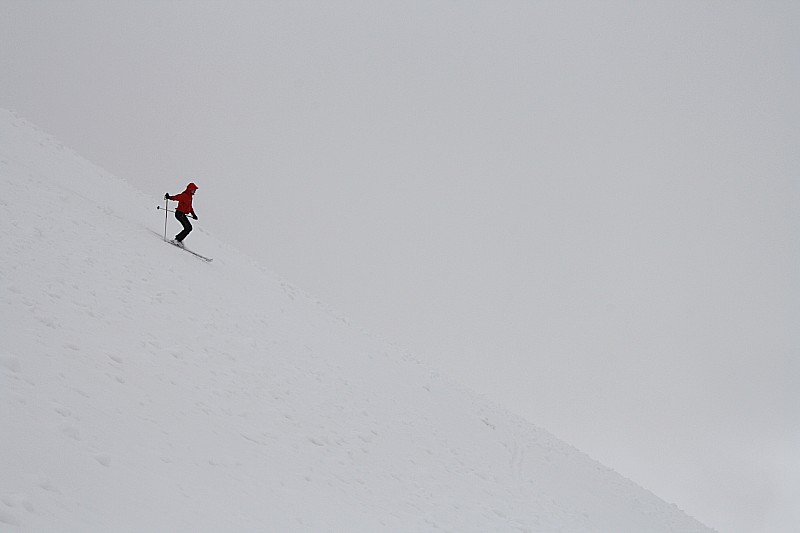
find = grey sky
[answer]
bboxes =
[2,1,798,531]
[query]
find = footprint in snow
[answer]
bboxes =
[0,353,21,373]
[0,509,21,527]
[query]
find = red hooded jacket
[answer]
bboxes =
[169,183,198,216]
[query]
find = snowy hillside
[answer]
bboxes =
[0,109,714,532]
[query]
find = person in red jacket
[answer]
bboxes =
[164,182,199,247]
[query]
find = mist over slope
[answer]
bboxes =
[0,109,714,532]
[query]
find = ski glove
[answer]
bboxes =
[164,193,170,200]
[192,214,198,220]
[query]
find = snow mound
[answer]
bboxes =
[0,109,714,532]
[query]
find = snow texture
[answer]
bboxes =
[0,109,715,532]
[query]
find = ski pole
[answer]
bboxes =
[162,201,169,240]
[158,206,177,214]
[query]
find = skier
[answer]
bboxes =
[164,182,199,247]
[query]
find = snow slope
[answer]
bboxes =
[0,109,714,532]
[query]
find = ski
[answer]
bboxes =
[167,240,213,262]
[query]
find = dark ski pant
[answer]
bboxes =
[175,211,193,242]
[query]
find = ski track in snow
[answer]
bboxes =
[0,109,715,532]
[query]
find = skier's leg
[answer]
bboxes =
[175,211,193,242]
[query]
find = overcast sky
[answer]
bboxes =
[2,1,798,531]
